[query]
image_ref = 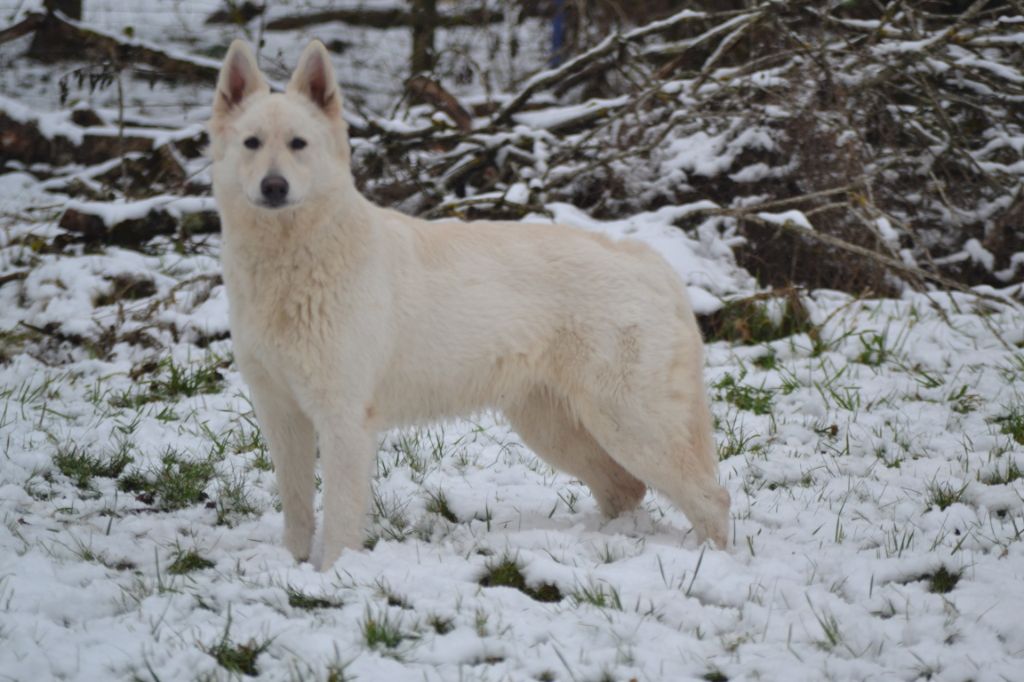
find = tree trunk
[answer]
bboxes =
[44,0,82,20]
[410,0,437,74]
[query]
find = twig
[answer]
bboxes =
[491,7,750,123]
[691,10,765,93]
[0,270,28,286]
[0,12,43,45]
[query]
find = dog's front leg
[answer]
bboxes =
[245,370,317,562]
[317,415,375,570]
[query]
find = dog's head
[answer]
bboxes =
[208,40,350,211]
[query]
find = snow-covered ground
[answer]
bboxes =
[2,2,1024,680]
[2,185,1024,679]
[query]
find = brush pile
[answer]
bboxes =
[1,0,1022,296]
[357,0,1024,295]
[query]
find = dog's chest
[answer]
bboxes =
[222,246,338,351]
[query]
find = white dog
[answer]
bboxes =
[209,40,730,568]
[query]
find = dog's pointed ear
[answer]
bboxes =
[287,40,342,118]
[213,40,268,119]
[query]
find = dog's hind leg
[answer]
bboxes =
[578,390,730,548]
[245,365,317,562]
[506,388,647,518]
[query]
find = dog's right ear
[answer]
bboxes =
[213,40,268,120]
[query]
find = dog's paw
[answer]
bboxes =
[595,478,647,518]
[319,529,364,571]
[283,528,314,563]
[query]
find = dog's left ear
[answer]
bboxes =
[288,41,342,118]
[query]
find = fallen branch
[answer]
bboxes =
[0,105,205,171]
[58,202,219,247]
[0,270,28,286]
[0,109,152,166]
[58,196,220,246]
[265,6,501,31]
[204,1,264,25]
[24,11,220,84]
[59,206,177,244]
[0,13,44,45]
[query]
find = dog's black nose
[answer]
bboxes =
[260,175,289,207]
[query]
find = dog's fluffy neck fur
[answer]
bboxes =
[217,165,379,358]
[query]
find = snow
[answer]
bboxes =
[996,253,1024,282]
[757,209,814,231]
[876,216,899,244]
[948,44,1024,84]
[964,238,996,272]
[504,182,530,205]
[512,96,630,129]
[664,126,776,180]
[64,196,218,226]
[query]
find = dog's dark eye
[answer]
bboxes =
[289,137,307,151]
[244,136,261,150]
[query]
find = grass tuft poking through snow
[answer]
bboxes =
[117,449,215,510]
[924,566,961,594]
[360,606,408,651]
[287,587,343,611]
[995,405,1024,445]
[205,622,271,677]
[700,290,813,345]
[167,548,214,575]
[53,442,132,489]
[427,613,455,635]
[479,555,563,603]
[111,355,226,408]
[924,480,968,511]
[713,372,774,415]
[424,488,458,523]
[981,458,1023,486]
[570,581,623,610]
